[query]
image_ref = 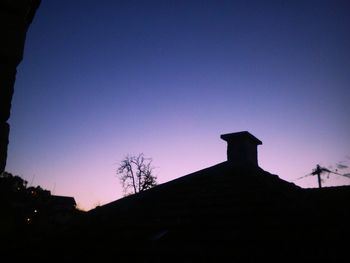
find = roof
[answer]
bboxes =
[72,162,316,260]
[17,130,349,261]
[49,195,76,208]
[19,161,350,262]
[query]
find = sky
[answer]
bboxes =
[6,0,350,210]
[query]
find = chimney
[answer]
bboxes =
[220,131,262,166]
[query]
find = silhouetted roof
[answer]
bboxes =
[20,161,350,262]
[67,161,348,262]
[49,195,76,209]
[73,162,308,260]
[22,131,349,262]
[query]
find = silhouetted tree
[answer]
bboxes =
[0,171,27,197]
[117,153,157,195]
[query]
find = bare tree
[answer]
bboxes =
[117,153,157,195]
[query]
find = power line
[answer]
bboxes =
[295,164,350,188]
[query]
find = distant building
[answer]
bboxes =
[49,195,77,211]
[46,195,77,224]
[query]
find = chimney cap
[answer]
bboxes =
[220,131,262,145]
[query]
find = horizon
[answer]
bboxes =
[6,0,350,211]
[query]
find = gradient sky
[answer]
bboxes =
[6,0,350,210]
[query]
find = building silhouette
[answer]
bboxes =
[19,131,349,262]
[0,0,41,173]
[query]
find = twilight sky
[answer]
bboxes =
[7,0,350,210]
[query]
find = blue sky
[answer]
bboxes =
[7,0,350,210]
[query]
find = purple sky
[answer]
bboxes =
[7,0,350,210]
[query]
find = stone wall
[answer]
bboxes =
[0,0,41,173]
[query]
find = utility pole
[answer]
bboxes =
[296,164,349,188]
[312,165,323,188]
